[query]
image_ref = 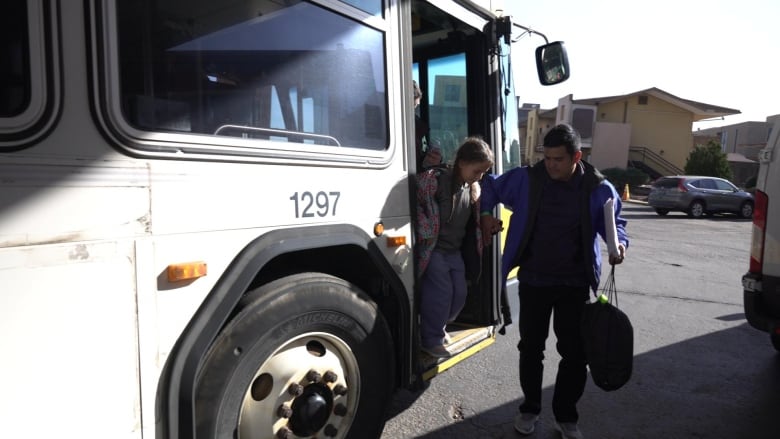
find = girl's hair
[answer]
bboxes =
[454,136,494,169]
[452,136,494,202]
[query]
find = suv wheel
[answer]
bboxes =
[687,200,705,218]
[740,201,754,219]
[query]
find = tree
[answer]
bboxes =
[684,140,732,180]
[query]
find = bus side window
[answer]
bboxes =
[0,0,29,118]
[115,0,388,151]
[1,0,59,150]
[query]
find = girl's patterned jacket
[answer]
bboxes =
[414,166,485,278]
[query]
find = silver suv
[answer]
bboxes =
[647,175,754,218]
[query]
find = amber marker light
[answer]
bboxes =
[386,236,407,247]
[373,222,385,236]
[167,261,208,282]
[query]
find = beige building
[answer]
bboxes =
[519,106,556,165]
[520,88,740,179]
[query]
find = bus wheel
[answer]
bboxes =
[195,273,394,439]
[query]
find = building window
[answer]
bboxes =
[572,108,594,140]
[638,95,648,105]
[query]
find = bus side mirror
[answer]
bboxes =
[535,41,570,86]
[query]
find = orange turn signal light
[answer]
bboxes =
[167,261,207,282]
[386,236,406,247]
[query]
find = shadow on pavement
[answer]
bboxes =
[390,322,780,439]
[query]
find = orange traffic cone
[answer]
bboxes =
[621,184,630,201]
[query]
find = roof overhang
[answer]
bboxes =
[571,87,740,122]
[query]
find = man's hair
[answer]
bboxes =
[543,123,581,156]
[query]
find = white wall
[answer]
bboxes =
[590,122,631,170]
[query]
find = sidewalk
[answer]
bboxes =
[625,195,647,205]
[621,184,649,205]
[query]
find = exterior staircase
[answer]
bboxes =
[628,146,683,180]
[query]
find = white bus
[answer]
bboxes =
[0,1,568,438]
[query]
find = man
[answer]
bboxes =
[479,123,628,439]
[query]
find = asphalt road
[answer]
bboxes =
[380,202,780,439]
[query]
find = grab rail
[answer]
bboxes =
[214,124,341,146]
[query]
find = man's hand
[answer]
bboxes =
[480,215,504,246]
[609,243,626,265]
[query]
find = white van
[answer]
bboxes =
[743,116,780,351]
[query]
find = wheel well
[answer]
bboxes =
[251,244,385,297]
[690,198,706,207]
[245,244,407,388]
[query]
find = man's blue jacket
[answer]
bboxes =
[480,160,629,294]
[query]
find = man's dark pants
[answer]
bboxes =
[517,284,589,423]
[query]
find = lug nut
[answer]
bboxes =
[277,404,292,418]
[275,426,292,439]
[334,403,347,416]
[333,384,348,396]
[323,370,338,383]
[324,424,338,437]
[287,383,303,397]
[306,370,322,383]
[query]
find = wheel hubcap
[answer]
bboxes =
[289,383,333,436]
[237,333,359,439]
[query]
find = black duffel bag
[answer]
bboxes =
[581,265,633,391]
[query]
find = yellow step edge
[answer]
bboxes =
[422,337,496,381]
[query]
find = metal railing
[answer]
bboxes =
[214,124,341,146]
[628,146,683,178]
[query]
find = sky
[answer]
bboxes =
[506,0,779,131]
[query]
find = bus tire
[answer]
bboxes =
[194,272,394,439]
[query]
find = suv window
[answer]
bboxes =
[654,177,680,188]
[691,179,717,190]
[714,179,736,191]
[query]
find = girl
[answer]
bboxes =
[415,137,494,358]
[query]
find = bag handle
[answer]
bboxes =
[598,264,618,308]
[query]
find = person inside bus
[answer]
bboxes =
[479,123,628,439]
[413,80,442,170]
[415,137,494,358]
